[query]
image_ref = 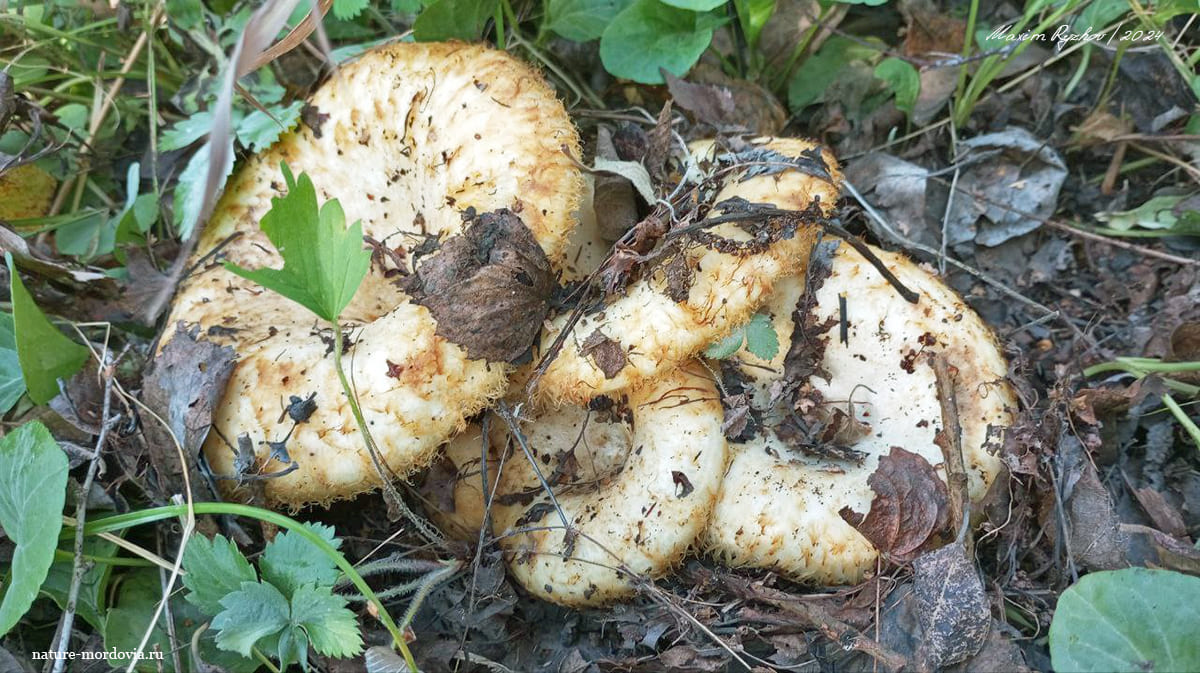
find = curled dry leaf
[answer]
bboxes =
[405,209,555,363]
[912,541,990,670]
[839,446,952,559]
[141,323,237,498]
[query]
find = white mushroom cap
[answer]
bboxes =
[492,362,727,605]
[532,137,842,405]
[705,241,1016,584]
[420,423,499,542]
[163,43,584,507]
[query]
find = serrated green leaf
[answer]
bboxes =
[333,0,370,19]
[182,534,258,616]
[105,569,259,673]
[743,313,779,360]
[212,581,291,657]
[259,522,341,598]
[6,253,89,404]
[0,312,26,414]
[874,57,920,116]
[225,164,370,323]
[1050,568,1200,672]
[290,585,363,658]
[413,0,499,41]
[40,536,117,632]
[0,421,68,636]
[704,326,745,360]
[236,101,305,152]
[599,0,717,84]
[546,0,632,41]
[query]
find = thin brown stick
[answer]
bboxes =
[931,354,972,557]
[49,352,117,673]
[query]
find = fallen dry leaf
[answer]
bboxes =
[141,322,237,498]
[945,127,1067,247]
[840,446,951,558]
[913,541,990,670]
[405,209,555,363]
[1132,486,1189,538]
[580,329,627,379]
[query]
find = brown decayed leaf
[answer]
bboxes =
[1132,486,1188,538]
[913,542,990,670]
[580,329,627,379]
[661,69,735,128]
[404,209,554,363]
[141,323,237,498]
[839,446,951,558]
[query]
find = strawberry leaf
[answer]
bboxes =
[225,163,370,323]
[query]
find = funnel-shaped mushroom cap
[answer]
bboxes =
[163,42,584,507]
[493,362,727,605]
[705,242,1015,584]
[533,137,842,405]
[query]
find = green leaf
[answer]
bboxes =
[290,585,363,658]
[392,0,424,12]
[274,625,309,671]
[413,0,499,41]
[212,581,291,657]
[39,536,118,632]
[333,0,370,19]
[6,253,89,404]
[704,327,745,360]
[600,0,718,84]
[259,522,342,598]
[235,101,305,152]
[743,313,779,360]
[0,312,26,414]
[181,534,258,616]
[225,164,370,323]
[659,0,723,10]
[787,36,882,111]
[874,57,920,116]
[734,0,774,50]
[546,0,632,41]
[0,421,68,636]
[54,211,116,258]
[174,137,236,240]
[160,110,217,152]
[105,569,259,673]
[1050,568,1200,672]
[166,0,206,30]
[1096,195,1191,231]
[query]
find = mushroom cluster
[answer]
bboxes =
[165,42,584,507]
[169,43,1016,605]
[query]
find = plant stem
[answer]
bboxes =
[252,646,282,673]
[1162,394,1200,451]
[331,321,442,544]
[68,503,418,672]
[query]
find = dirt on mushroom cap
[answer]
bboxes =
[161,42,584,507]
[492,362,727,606]
[532,137,842,406]
[705,241,1016,584]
